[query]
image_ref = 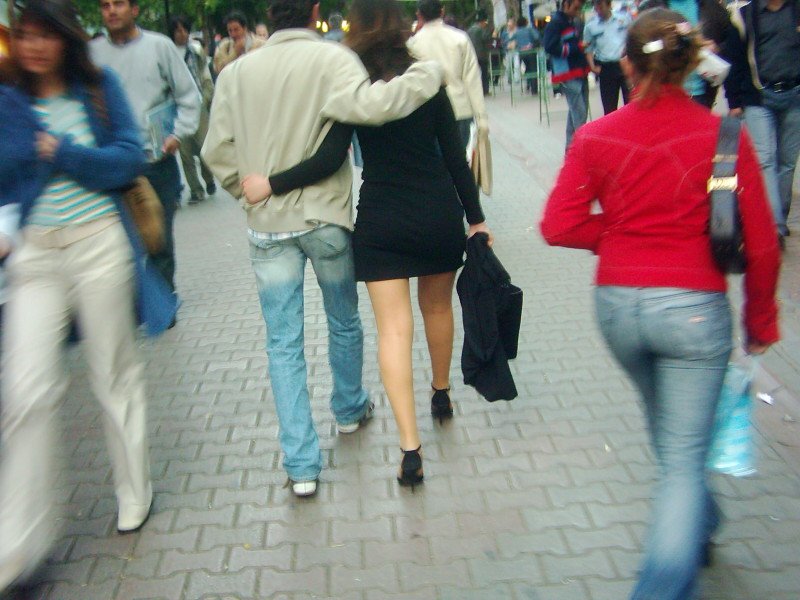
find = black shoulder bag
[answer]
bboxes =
[709,116,746,274]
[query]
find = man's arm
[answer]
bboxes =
[320,53,443,126]
[461,38,489,131]
[160,37,201,142]
[201,69,241,198]
[583,24,600,73]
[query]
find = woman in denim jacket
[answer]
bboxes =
[0,0,164,590]
[541,9,780,600]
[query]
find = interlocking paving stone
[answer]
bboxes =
[256,567,327,597]
[158,547,227,577]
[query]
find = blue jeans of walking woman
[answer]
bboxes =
[249,225,370,482]
[594,286,732,600]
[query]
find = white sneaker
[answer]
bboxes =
[336,401,375,434]
[291,480,318,497]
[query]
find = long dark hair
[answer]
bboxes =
[0,0,102,95]
[345,0,414,83]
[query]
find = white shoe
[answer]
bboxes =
[336,401,375,434]
[117,486,153,533]
[291,480,318,497]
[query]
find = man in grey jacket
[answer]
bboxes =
[92,0,200,297]
[203,0,441,498]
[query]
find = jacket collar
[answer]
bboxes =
[264,28,322,46]
[420,18,445,29]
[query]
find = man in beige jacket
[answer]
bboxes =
[202,0,442,498]
[408,0,489,150]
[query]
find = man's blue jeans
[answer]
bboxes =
[563,77,589,151]
[249,226,370,482]
[744,90,800,237]
[595,287,732,600]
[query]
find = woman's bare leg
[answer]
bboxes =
[366,279,420,451]
[417,271,457,391]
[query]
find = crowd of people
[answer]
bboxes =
[0,0,793,598]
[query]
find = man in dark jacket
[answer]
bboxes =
[544,0,591,150]
[722,0,800,246]
[468,10,492,95]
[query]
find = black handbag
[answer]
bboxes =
[708,116,746,274]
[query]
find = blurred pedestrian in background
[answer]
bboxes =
[0,0,154,591]
[467,10,492,96]
[514,16,540,94]
[722,0,800,247]
[324,12,345,42]
[584,0,631,113]
[409,0,489,151]
[92,0,200,303]
[542,9,780,599]
[213,11,266,74]
[168,15,217,205]
[255,22,269,40]
[544,0,591,150]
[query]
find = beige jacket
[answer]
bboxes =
[213,33,267,74]
[201,29,443,234]
[408,19,488,129]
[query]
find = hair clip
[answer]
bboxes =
[642,39,664,54]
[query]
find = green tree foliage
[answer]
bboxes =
[73,0,488,40]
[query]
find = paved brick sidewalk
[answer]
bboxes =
[4,87,800,600]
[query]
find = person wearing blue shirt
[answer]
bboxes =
[584,0,632,113]
[514,17,541,93]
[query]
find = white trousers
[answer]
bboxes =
[0,220,150,578]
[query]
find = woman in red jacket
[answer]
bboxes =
[541,9,780,600]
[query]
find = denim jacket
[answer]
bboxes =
[0,69,176,335]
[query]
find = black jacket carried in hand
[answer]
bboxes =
[457,233,522,402]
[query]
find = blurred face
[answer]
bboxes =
[100,0,138,36]
[594,0,611,18]
[507,18,515,29]
[172,22,189,46]
[255,23,268,38]
[226,21,246,41]
[564,0,583,17]
[14,21,65,78]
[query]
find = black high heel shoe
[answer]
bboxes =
[430,384,453,424]
[397,446,424,489]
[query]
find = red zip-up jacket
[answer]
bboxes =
[540,86,780,345]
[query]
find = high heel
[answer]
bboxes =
[397,446,424,490]
[430,384,453,424]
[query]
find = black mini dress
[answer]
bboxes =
[270,87,485,282]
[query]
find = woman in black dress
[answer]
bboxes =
[240,0,492,486]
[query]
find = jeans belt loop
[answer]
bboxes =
[25,214,118,249]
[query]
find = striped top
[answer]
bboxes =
[29,94,118,227]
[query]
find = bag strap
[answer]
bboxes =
[709,116,740,191]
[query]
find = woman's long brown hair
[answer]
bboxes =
[1,2,102,97]
[345,0,414,83]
